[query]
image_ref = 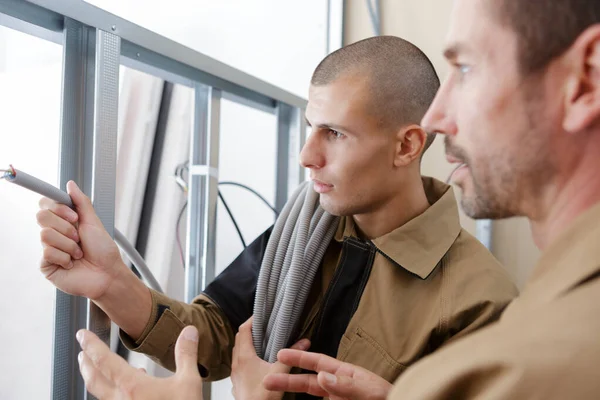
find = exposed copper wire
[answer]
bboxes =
[0,166,15,180]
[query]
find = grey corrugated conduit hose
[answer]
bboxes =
[252,181,339,363]
[2,167,164,293]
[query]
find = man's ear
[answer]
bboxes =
[563,25,600,134]
[394,125,428,167]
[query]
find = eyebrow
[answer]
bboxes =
[443,43,468,61]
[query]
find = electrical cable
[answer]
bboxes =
[1,164,16,180]
[3,165,164,293]
[173,162,189,267]
[172,161,280,261]
[218,181,279,216]
[218,190,247,248]
[175,200,188,267]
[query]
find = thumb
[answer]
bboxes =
[175,326,200,376]
[66,181,101,226]
[318,372,387,400]
[237,317,255,352]
[271,338,310,374]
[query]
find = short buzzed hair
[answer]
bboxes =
[493,0,600,74]
[311,36,440,154]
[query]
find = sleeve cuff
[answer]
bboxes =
[119,290,185,365]
[118,290,220,377]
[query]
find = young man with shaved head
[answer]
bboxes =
[37,36,517,399]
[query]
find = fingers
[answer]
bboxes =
[271,338,311,374]
[37,193,81,272]
[233,317,257,367]
[38,197,78,224]
[40,247,74,273]
[264,369,391,400]
[76,329,133,385]
[263,373,328,397]
[174,326,201,376]
[40,227,83,261]
[317,372,391,400]
[37,207,79,242]
[78,351,117,400]
[67,181,102,226]
[277,349,343,375]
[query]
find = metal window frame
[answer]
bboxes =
[327,0,344,53]
[185,84,221,400]
[50,17,120,400]
[53,18,96,400]
[365,0,381,36]
[185,85,221,304]
[0,1,319,399]
[275,103,307,211]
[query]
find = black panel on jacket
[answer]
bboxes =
[203,226,273,332]
[297,237,376,400]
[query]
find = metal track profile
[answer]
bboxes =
[85,31,120,393]
[52,18,96,400]
[326,0,344,53]
[287,106,307,192]
[275,103,307,212]
[185,85,221,400]
[185,85,221,304]
[51,22,121,400]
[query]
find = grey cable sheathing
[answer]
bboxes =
[252,181,339,363]
[114,229,163,293]
[6,168,164,293]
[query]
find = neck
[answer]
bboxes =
[530,138,600,250]
[353,174,430,240]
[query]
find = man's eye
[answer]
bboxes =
[458,64,471,75]
[329,129,344,139]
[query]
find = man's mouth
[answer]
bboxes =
[445,152,470,184]
[447,163,468,184]
[445,136,472,184]
[312,179,333,194]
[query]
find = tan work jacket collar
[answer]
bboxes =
[512,201,600,310]
[334,177,462,279]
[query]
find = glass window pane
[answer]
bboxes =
[85,0,328,96]
[0,26,62,400]
[216,98,277,273]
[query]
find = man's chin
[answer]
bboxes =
[319,197,348,217]
[459,190,491,219]
[460,195,517,220]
